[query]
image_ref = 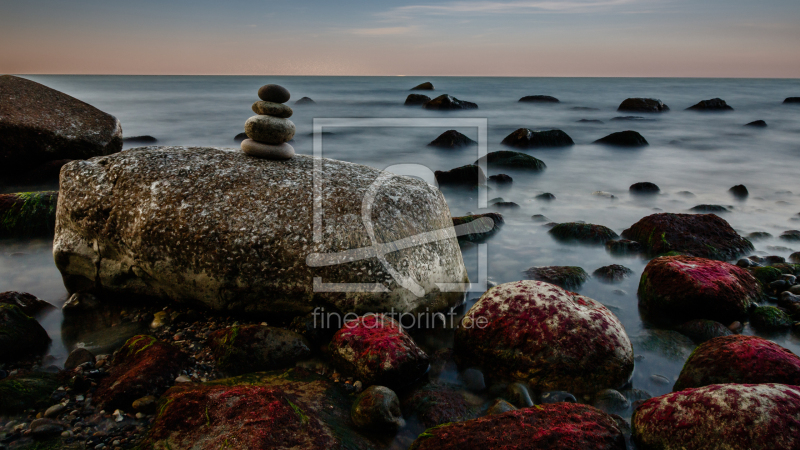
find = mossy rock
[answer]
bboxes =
[474,151,546,171]
[749,266,784,285]
[0,303,51,362]
[750,306,793,331]
[0,372,59,415]
[549,222,619,245]
[0,191,58,237]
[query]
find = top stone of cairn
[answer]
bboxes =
[258,84,291,104]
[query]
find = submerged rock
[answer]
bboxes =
[411,81,434,90]
[617,98,669,113]
[593,130,648,147]
[592,389,630,414]
[621,213,754,260]
[593,265,634,283]
[405,93,431,105]
[0,75,122,176]
[673,319,732,344]
[687,98,733,111]
[791,252,800,263]
[474,151,546,171]
[632,383,800,450]
[54,147,468,317]
[435,164,487,186]
[673,335,800,390]
[486,398,516,415]
[745,120,767,127]
[123,135,158,144]
[0,191,58,237]
[209,324,311,375]
[0,373,59,415]
[64,347,95,370]
[549,222,619,245]
[0,291,55,316]
[423,94,478,110]
[294,96,316,105]
[408,402,627,450]
[523,266,590,290]
[632,329,696,361]
[351,385,405,430]
[257,84,291,103]
[401,382,478,429]
[630,182,660,194]
[452,213,503,242]
[690,204,729,213]
[0,304,51,363]
[729,184,749,198]
[536,192,555,201]
[605,239,642,256]
[428,130,475,148]
[780,230,800,241]
[329,314,429,389]
[784,97,800,104]
[454,280,634,394]
[488,173,512,184]
[519,95,559,103]
[500,128,574,148]
[638,255,760,325]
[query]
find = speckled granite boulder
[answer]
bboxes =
[633,384,800,450]
[329,314,429,389]
[0,75,122,176]
[53,147,468,317]
[638,255,760,324]
[673,335,800,391]
[409,403,626,450]
[454,280,634,394]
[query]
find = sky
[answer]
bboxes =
[1,0,799,77]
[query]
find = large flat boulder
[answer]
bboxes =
[54,147,468,317]
[0,75,122,176]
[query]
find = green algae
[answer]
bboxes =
[0,191,58,237]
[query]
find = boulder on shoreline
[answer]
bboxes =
[474,151,546,171]
[454,281,634,394]
[428,130,475,148]
[0,191,58,237]
[405,93,431,105]
[54,147,469,317]
[0,75,122,176]
[500,128,574,148]
[617,98,669,113]
[687,98,733,111]
[423,94,478,110]
[0,304,51,363]
[209,325,312,375]
[594,130,648,147]
[549,222,619,245]
[518,95,559,103]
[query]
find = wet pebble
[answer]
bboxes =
[539,391,576,404]
[650,374,671,385]
[461,368,486,392]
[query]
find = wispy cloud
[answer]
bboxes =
[349,26,418,36]
[381,0,642,18]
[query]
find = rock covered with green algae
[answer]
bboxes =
[0,372,59,415]
[401,382,479,429]
[750,306,794,331]
[632,383,800,450]
[0,291,55,317]
[638,255,761,325]
[474,150,547,171]
[592,264,634,283]
[408,403,627,450]
[209,324,311,376]
[621,213,753,260]
[53,147,469,318]
[454,281,634,394]
[523,266,589,290]
[0,304,51,363]
[0,191,58,237]
[329,314,429,389]
[673,335,800,391]
[94,335,189,410]
[140,368,382,450]
[631,329,696,361]
[549,222,619,245]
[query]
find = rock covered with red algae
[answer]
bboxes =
[632,383,800,450]
[94,335,189,410]
[141,368,381,450]
[408,402,626,450]
[673,335,800,391]
[621,213,753,260]
[453,280,634,394]
[638,255,760,325]
[329,314,429,389]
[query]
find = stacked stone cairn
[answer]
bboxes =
[241,84,296,160]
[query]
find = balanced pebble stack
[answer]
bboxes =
[241,84,296,160]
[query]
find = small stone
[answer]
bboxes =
[240,139,295,160]
[531,214,549,222]
[592,389,630,414]
[244,115,296,144]
[539,391,577,404]
[630,182,660,194]
[506,382,534,407]
[112,409,124,422]
[251,101,293,118]
[257,84,290,103]
[150,311,170,329]
[62,430,73,437]
[175,375,192,383]
[353,380,363,393]
[29,418,66,437]
[44,404,66,418]
[350,386,405,431]
[536,193,555,201]
[729,185,749,198]
[135,412,145,419]
[487,399,517,415]
[131,395,158,414]
[64,347,95,370]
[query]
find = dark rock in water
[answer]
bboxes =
[578,119,604,123]
[617,98,669,113]
[0,304,51,363]
[123,135,158,144]
[488,173,512,184]
[209,324,312,375]
[784,97,800,103]
[748,231,772,240]
[690,204,729,213]
[729,184,749,198]
[411,81,434,90]
[611,116,653,121]
[594,130,648,147]
[452,213,503,242]
[29,417,68,438]
[630,182,660,194]
[330,314,428,389]
[632,329,696,361]
[0,291,55,316]
[401,382,478,429]
[673,335,800,391]
[592,389,630,414]
[0,158,73,186]
[506,382,534,407]
[486,398,517,415]
[593,265,634,283]
[638,255,760,325]
[622,213,754,260]
[523,266,589,290]
[428,130,476,148]
[500,128,574,148]
[64,347,95,370]
[531,214,550,222]
[435,164,486,186]
[494,201,520,209]
[143,368,381,450]
[745,120,767,127]
[0,373,59,415]
[0,191,58,238]
[539,391,577,404]
[519,95,559,103]
[257,84,291,103]
[408,402,627,450]
[549,222,619,245]
[780,230,800,241]
[0,75,122,175]
[674,319,732,344]
[424,94,478,110]
[460,368,486,392]
[234,132,248,142]
[572,106,600,111]
[94,335,189,410]
[751,306,793,331]
[475,151,546,171]
[351,385,405,430]
[252,101,294,118]
[536,193,555,201]
[294,96,315,105]
[405,93,431,105]
[791,252,800,263]
[687,98,733,111]
[605,239,642,256]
